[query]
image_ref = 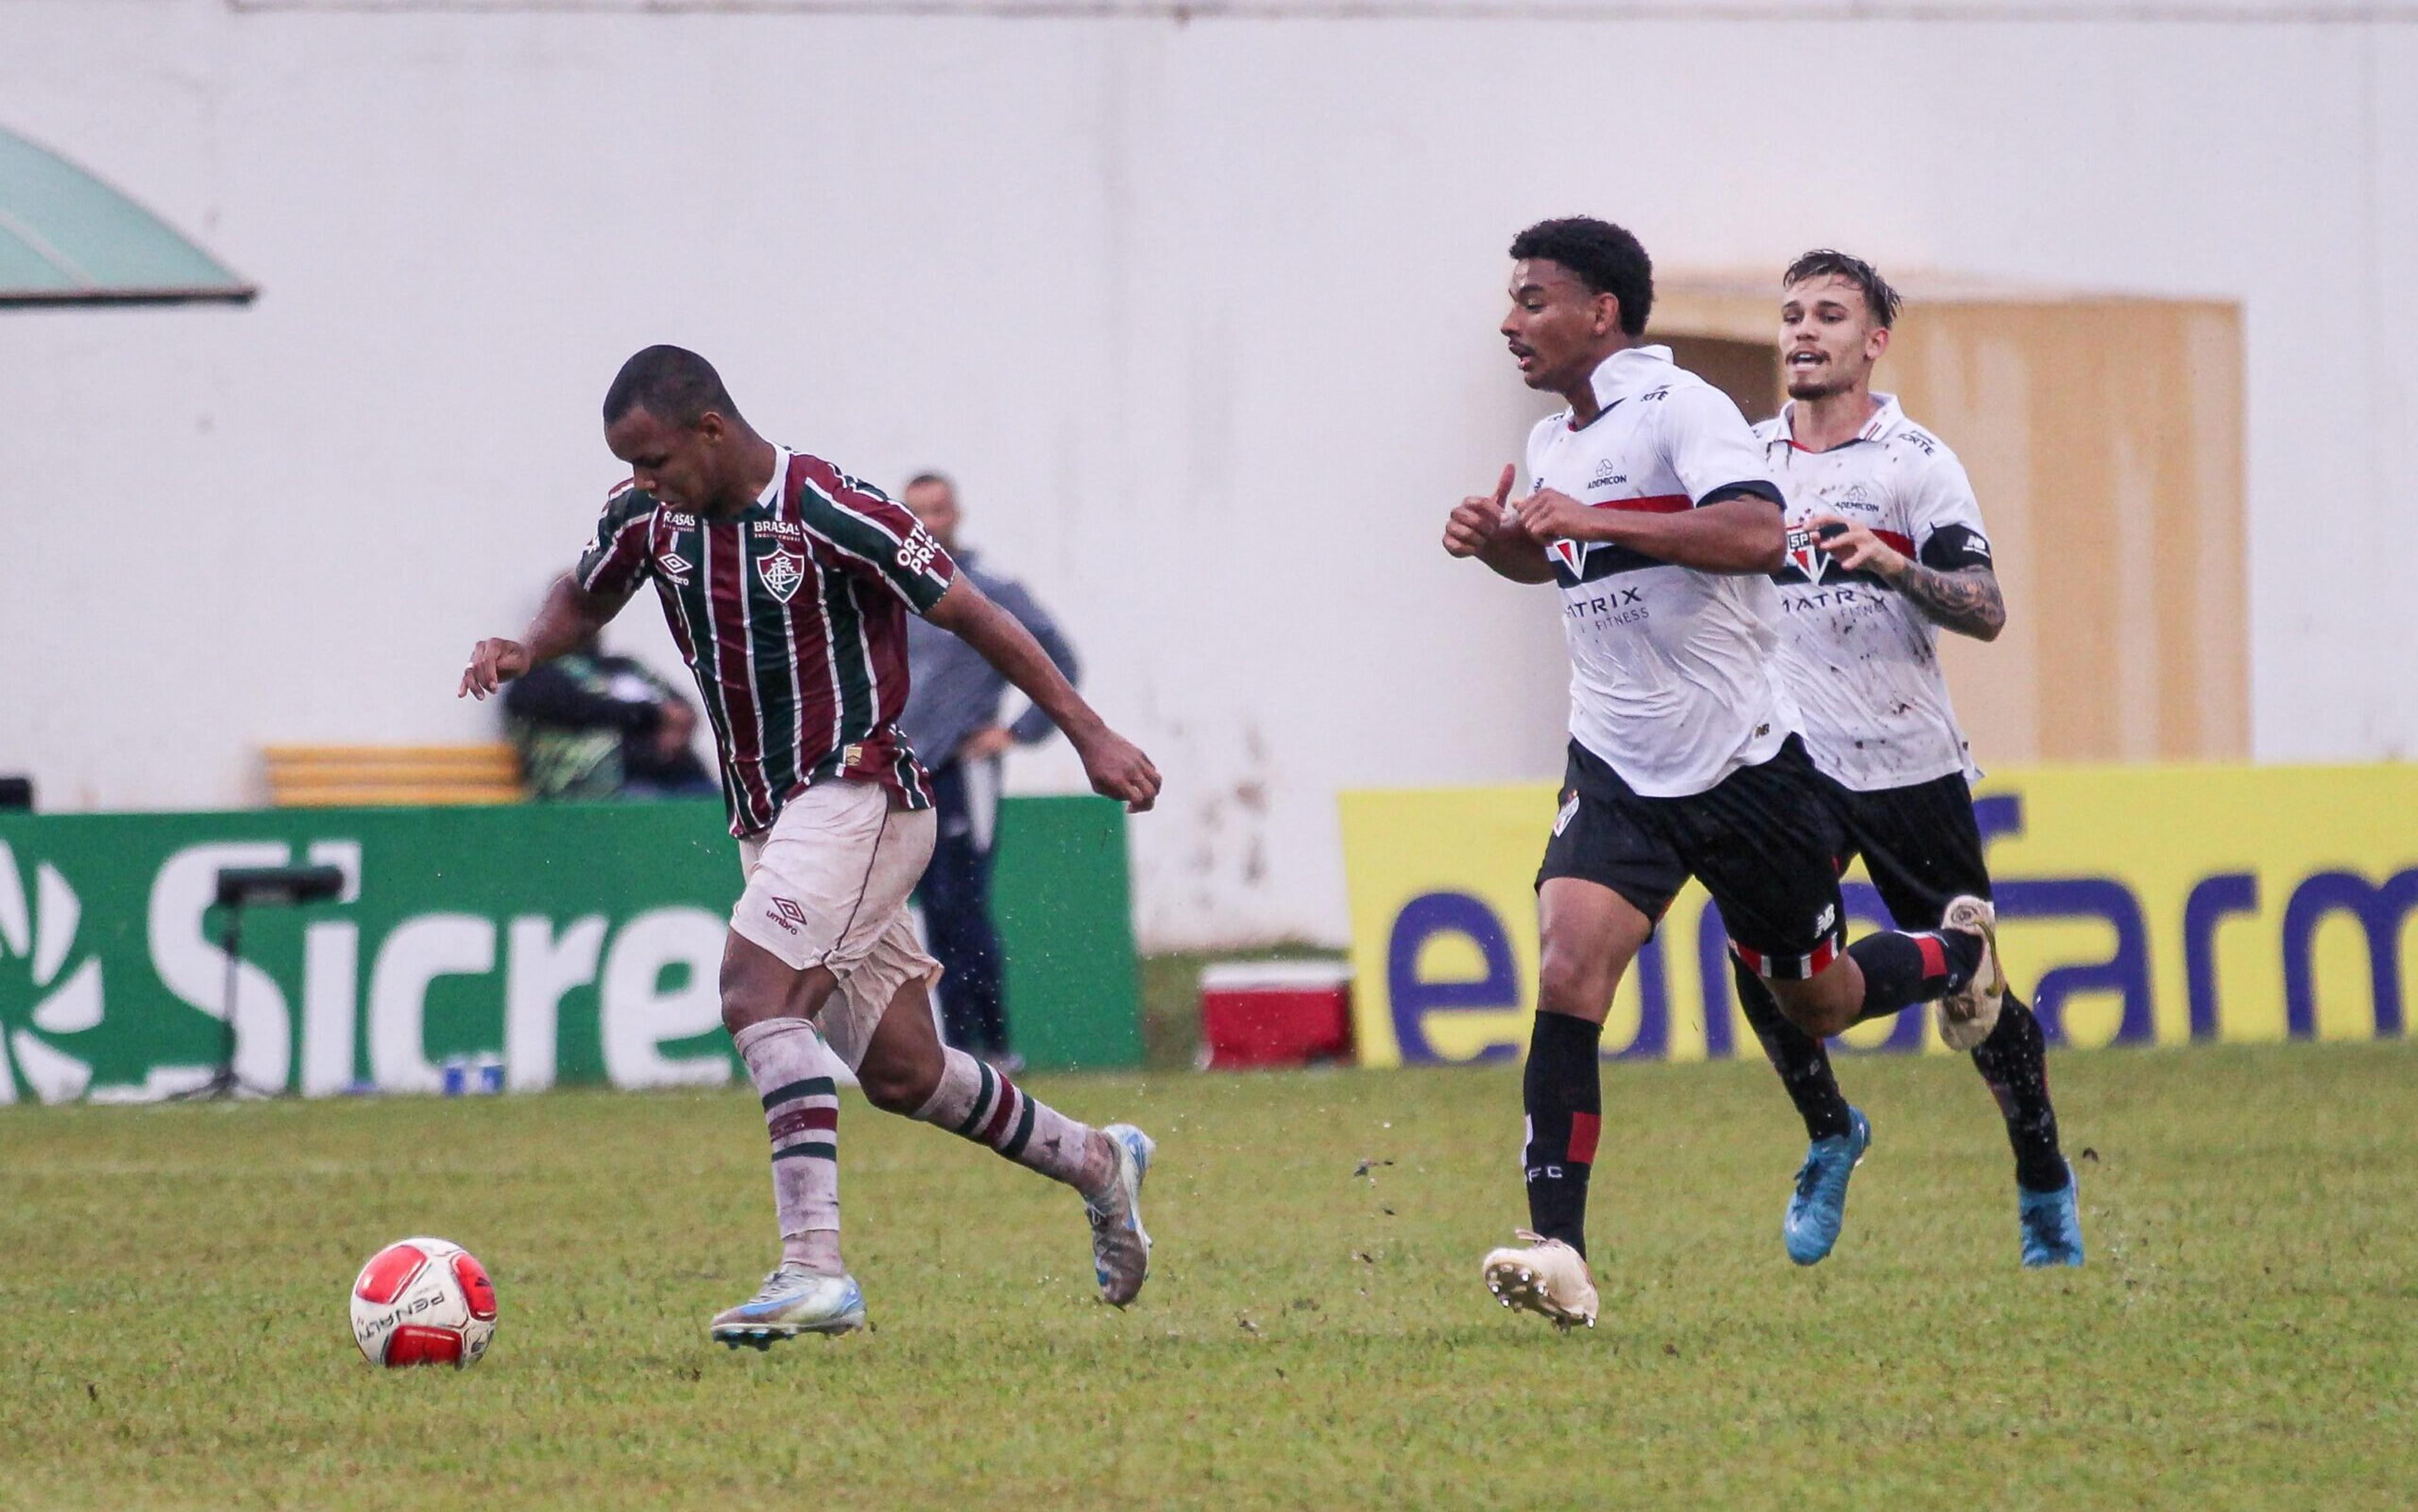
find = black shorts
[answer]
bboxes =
[1819,768,1992,929]
[1537,736,1849,979]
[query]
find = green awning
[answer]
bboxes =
[0,128,256,307]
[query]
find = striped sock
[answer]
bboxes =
[732,1019,843,1275]
[911,1047,1115,1197]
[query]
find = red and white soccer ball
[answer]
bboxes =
[349,1237,497,1368]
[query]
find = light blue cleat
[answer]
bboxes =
[710,1264,866,1348]
[1783,1106,1872,1266]
[2018,1162,2086,1267]
[1087,1123,1155,1307]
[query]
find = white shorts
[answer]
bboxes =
[733,779,941,1071]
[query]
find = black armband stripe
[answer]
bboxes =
[1919,523,1994,572]
[1696,479,1785,509]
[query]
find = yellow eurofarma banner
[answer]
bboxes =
[1341,766,2417,1067]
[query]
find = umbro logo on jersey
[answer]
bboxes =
[758,547,806,602]
[659,551,694,584]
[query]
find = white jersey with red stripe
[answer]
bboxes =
[1526,345,1799,799]
[1755,393,1992,792]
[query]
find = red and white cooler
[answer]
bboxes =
[1198,960,1354,1070]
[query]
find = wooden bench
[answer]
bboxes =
[263,744,525,808]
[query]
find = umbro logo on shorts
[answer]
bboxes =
[766,896,811,935]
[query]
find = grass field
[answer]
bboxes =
[4,1040,2412,1509]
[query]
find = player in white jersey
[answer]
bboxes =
[1737,251,2082,1270]
[1443,219,2014,1329]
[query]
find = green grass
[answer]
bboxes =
[3,1042,2412,1509]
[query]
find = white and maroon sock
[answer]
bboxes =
[732,1019,843,1275]
[911,1047,1115,1197]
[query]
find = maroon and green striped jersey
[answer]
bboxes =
[574,447,958,836]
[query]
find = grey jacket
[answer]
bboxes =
[899,547,1080,770]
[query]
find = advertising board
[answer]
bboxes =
[1343,766,2415,1066]
[0,796,1137,1103]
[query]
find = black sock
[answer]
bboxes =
[1733,955,1853,1142]
[1971,996,2067,1191]
[1846,928,1982,1025]
[1521,1011,1603,1258]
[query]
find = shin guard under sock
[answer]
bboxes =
[1733,956,1854,1142]
[1971,996,2068,1191]
[910,1047,1117,1197]
[1521,1011,1603,1258]
[732,1019,843,1274]
[1846,927,1983,1025]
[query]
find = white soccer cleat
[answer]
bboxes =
[1481,1229,1599,1330]
[1936,895,2006,1052]
[1086,1123,1155,1307]
[709,1264,866,1349]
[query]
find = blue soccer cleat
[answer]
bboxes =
[1783,1106,1872,1266]
[2018,1162,2086,1267]
[710,1264,866,1348]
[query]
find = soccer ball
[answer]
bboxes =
[349,1236,498,1368]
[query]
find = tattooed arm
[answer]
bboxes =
[1805,514,2006,642]
[1880,559,2005,640]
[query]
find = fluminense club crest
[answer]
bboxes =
[757,547,805,603]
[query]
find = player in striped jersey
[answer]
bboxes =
[1741,251,2081,1268]
[461,346,1164,1342]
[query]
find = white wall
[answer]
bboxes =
[2,1,2411,946]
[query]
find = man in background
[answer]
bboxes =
[502,622,717,800]
[897,472,1081,1072]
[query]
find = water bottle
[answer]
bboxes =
[440,1056,468,1096]
[475,1054,505,1094]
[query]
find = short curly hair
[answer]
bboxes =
[603,344,742,428]
[1782,249,1902,329]
[1509,218,1653,337]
